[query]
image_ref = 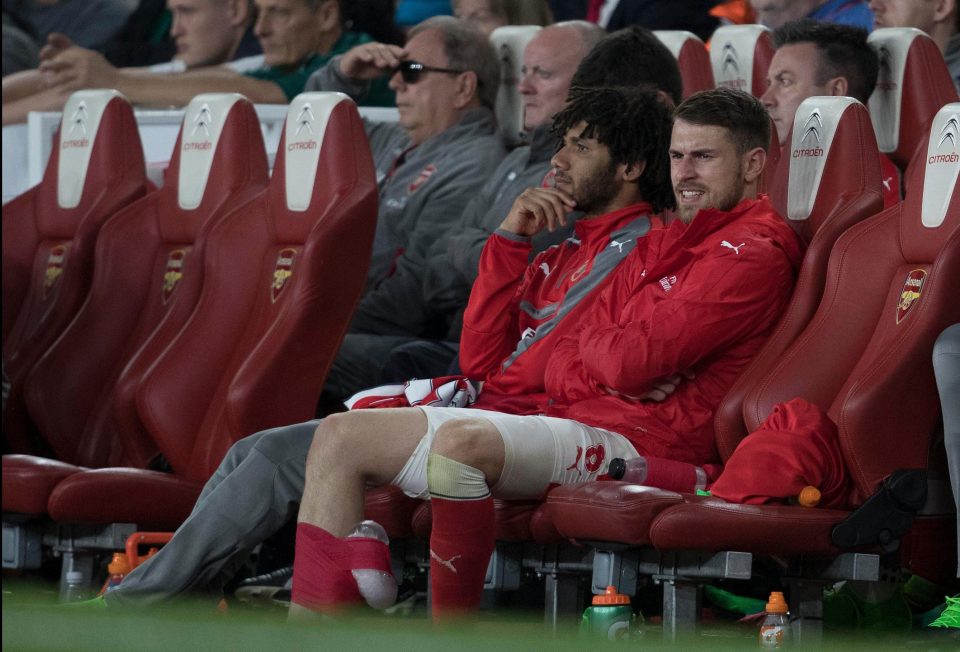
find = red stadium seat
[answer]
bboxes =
[645,102,958,636]
[868,28,959,174]
[47,92,378,530]
[654,30,715,98]
[584,104,960,632]
[2,90,149,453]
[1,95,270,517]
[531,95,886,540]
[526,98,906,636]
[709,24,774,98]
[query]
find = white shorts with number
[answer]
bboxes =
[390,406,640,500]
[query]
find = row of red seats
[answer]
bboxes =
[2,91,378,576]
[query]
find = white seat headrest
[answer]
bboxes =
[490,25,542,146]
[654,30,703,59]
[284,92,353,212]
[921,102,960,228]
[787,96,862,221]
[710,24,771,93]
[867,27,925,155]
[177,93,246,210]
[58,89,124,209]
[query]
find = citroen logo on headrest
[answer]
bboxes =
[720,43,740,74]
[937,116,959,152]
[68,101,88,136]
[801,111,823,144]
[192,103,213,137]
[295,103,315,136]
[877,46,892,79]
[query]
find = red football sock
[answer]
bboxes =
[428,495,495,619]
[291,522,391,612]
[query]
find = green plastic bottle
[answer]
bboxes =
[580,585,634,640]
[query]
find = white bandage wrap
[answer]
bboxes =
[426,453,490,500]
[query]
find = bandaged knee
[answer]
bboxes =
[426,452,490,499]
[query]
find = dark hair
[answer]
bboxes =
[774,19,879,104]
[552,86,675,213]
[570,26,683,106]
[674,87,770,154]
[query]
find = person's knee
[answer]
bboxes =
[306,412,359,470]
[429,418,504,481]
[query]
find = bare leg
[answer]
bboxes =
[290,407,430,618]
[296,407,430,532]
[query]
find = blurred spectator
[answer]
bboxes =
[343,0,404,46]
[869,0,958,92]
[588,0,721,42]
[2,11,39,75]
[711,0,756,25]
[100,0,177,67]
[750,0,874,31]
[396,0,452,31]
[452,0,553,37]
[2,0,393,125]
[2,0,263,124]
[1,0,136,50]
[549,0,587,21]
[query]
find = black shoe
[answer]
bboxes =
[831,469,927,549]
[234,566,293,605]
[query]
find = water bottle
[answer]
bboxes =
[607,455,708,492]
[348,520,397,609]
[99,552,131,595]
[580,585,635,640]
[63,570,89,603]
[759,591,791,648]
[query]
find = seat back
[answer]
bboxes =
[868,28,959,171]
[135,92,378,482]
[715,97,886,459]
[490,25,541,147]
[23,94,270,468]
[2,90,146,355]
[2,90,148,452]
[741,103,959,501]
[654,31,715,98]
[709,24,774,98]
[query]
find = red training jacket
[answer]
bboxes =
[461,203,660,416]
[544,195,805,466]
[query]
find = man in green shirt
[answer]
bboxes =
[19,0,392,112]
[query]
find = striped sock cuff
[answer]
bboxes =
[426,452,490,500]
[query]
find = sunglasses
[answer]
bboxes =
[397,60,467,84]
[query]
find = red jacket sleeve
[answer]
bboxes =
[548,237,796,401]
[459,231,534,379]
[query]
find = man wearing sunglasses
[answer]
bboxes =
[301,15,507,411]
[369,20,607,388]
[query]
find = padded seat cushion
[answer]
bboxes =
[528,481,685,545]
[47,468,203,530]
[408,499,540,541]
[648,501,850,556]
[363,486,420,539]
[1,454,87,514]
